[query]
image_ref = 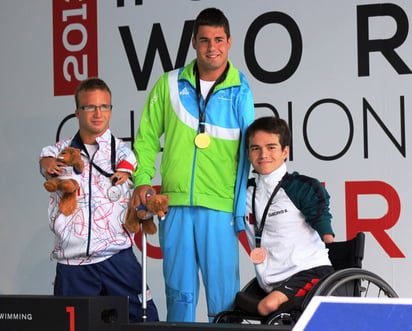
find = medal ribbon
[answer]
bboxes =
[71,132,120,200]
[194,63,229,134]
[72,131,116,184]
[251,174,286,248]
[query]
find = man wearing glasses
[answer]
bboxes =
[39,77,159,323]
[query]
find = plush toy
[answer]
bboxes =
[43,147,84,216]
[125,193,169,235]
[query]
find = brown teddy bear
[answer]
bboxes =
[125,193,169,235]
[43,147,84,216]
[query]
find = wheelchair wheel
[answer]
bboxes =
[266,311,299,327]
[213,310,264,324]
[302,268,398,309]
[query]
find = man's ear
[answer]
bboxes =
[227,36,232,50]
[283,145,290,160]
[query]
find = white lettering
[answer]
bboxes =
[63,55,88,81]
[0,312,33,320]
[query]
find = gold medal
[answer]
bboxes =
[194,133,211,149]
[250,247,267,264]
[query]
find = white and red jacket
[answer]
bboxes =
[40,129,136,265]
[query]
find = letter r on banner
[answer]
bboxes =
[346,181,405,258]
[53,0,98,96]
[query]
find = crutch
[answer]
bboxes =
[141,223,148,322]
[138,189,154,322]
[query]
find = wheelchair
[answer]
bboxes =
[213,232,398,327]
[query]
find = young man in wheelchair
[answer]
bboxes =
[243,116,335,316]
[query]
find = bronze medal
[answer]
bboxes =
[194,133,211,149]
[250,247,267,264]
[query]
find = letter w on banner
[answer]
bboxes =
[53,0,98,96]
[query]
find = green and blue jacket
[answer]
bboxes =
[133,59,255,231]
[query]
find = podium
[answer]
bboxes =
[0,295,128,331]
[293,296,412,330]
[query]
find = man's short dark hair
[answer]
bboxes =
[245,116,291,149]
[193,7,230,39]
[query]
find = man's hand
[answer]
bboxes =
[130,184,153,209]
[110,171,130,185]
[40,157,65,177]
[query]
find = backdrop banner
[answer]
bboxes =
[0,0,411,322]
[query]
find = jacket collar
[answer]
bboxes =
[178,59,241,89]
[70,129,112,151]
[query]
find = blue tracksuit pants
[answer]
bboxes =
[159,206,240,322]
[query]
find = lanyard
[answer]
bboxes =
[72,131,116,179]
[194,62,229,133]
[251,174,286,248]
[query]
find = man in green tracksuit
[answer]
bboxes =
[130,8,255,322]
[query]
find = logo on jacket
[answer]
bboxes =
[269,209,288,217]
[180,87,190,96]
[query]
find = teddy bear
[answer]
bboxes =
[43,147,84,216]
[125,193,169,235]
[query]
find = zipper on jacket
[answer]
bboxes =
[85,152,94,256]
[190,146,198,205]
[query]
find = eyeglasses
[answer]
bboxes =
[78,104,113,112]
